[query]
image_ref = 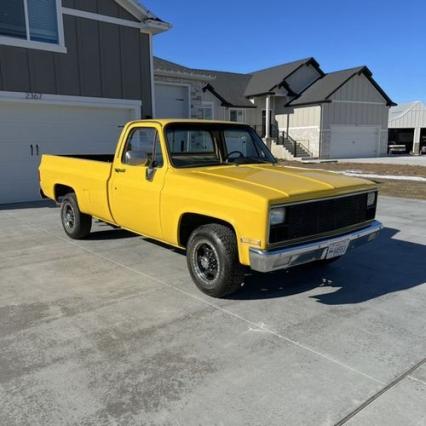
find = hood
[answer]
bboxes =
[191,163,375,202]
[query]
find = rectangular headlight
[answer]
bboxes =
[367,192,376,207]
[270,207,286,225]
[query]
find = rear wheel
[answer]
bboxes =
[60,193,92,239]
[186,224,245,298]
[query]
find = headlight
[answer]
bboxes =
[367,192,376,207]
[270,207,286,225]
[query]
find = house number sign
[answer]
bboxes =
[25,92,43,100]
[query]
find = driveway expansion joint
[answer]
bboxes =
[334,357,426,426]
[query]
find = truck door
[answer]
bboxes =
[109,124,166,239]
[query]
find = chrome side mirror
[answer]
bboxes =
[125,150,149,166]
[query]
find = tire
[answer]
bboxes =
[186,224,245,298]
[60,193,92,239]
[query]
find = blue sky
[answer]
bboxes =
[143,0,426,104]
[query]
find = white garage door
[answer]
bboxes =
[330,126,379,158]
[155,83,189,118]
[0,99,137,204]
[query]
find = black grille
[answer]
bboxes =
[269,192,377,244]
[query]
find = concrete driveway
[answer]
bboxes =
[0,197,425,426]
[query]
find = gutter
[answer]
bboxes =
[155,69,215,81]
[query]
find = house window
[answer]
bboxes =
[0,0,65,52]
[200,102,214,120]
[229,109,245,123]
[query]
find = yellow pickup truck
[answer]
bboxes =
[39,119,382,297]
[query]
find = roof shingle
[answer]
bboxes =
[244,58,315,97]
[288,66,396,107]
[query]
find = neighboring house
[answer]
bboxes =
[154,57,395,160]
[388,101,426,154]
[0,0,170,204]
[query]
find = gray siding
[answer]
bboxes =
[63,0,138,21]
[0,7,153,116]
[322,102,388,127]
[331,74,385,103]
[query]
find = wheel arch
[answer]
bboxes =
[54,184,76,202]
[177,212,238,248]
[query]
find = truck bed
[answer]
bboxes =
[39,154,115,223]
[56,154,115,162]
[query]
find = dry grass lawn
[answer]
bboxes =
[280,161,426,200]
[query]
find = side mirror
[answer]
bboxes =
[125,150,149,166]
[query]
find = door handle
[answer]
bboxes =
[36,144,39,156]
[30,144,33,156]
[114,168,126,173]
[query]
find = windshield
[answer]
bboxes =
[165,124,276,168]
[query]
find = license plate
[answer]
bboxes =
[326,239,350,259]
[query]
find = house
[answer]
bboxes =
[154,57,395,160]
[388,101,426,154]
[0,0,170,204]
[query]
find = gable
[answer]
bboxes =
[285,63,322,95]
[244,58,313,97]
[331,73,387,103]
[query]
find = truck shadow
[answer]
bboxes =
[0,200,57,210]
[230,227,426,305]
[86,229,136,240]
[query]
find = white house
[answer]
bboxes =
[154,57,395,160]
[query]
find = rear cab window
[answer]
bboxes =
[166,128,221,167]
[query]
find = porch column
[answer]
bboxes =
[413,127,421,155]
[265,95,271,140]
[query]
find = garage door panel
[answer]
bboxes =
[0,101,135,204]
[330,126,379,158]
[155,83,189,118]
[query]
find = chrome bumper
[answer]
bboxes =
[249,220,383,273]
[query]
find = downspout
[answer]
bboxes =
[148,32,156,118]
[265,95,271,139]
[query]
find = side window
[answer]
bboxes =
[122,127,163,167]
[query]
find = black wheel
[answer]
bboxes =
[186,224,245,298]
[60,193,92,239]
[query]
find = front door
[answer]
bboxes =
[108,125,166,239]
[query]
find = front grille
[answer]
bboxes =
[269,192,377,244]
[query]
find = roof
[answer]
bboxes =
[154,57,395,109]
[288,66,396,107]
[154,57,198,74]
[244,58,321,97]
[155,57,321,107]
[115,0,171,33]
[203,72,254,108]
[154,57,254,107]
[389,101,426,123]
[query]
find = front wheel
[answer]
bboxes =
[186,224,245,298]
[60,193,92,239]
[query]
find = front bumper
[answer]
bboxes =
[249,220,383,273]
